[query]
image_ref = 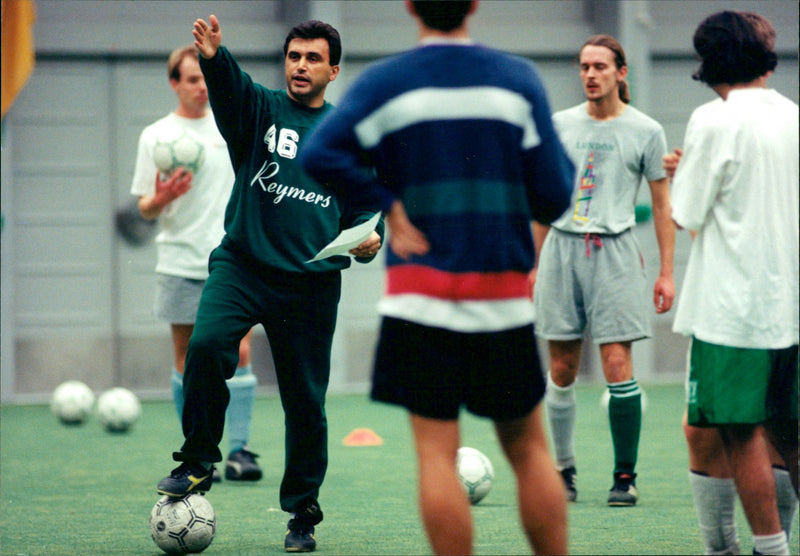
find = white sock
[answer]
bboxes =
[689,471,739,554]
[753,531,790,555]
[545,372,576,469]
[774,465,799,543]
[226,365,257,456]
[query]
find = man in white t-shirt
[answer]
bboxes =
[130,45,261,483]
[670,11,798,556]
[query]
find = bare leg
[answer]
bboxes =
[496,405,568,555]
[171,323,194,374]
[719,424,783,536]
[410,415,472,555]
[765,420,799,496]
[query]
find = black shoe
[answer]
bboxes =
[607,472,638,506]
[284,503,323,553]
[559,466,577,502]
[157,461,214,498]
[225,447,263,481]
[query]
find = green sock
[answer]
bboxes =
[607,379,641,476]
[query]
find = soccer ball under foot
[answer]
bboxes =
[150,494,216,554]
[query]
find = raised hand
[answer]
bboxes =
[193,15,222,59]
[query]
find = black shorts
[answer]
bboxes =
[370,317,546,421]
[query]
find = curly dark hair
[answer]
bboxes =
[692,11,777,86]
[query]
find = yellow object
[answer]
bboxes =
[2,0,37,118]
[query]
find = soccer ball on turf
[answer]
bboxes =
[51,380,95,425]
[152,128,205,176]
[456,446,495,505]
[96,387,141,433]
[150,494,216,554]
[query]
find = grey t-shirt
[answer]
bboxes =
[551,102,667,234]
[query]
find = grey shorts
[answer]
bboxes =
[533,228,651,344]
[154,273,206,325]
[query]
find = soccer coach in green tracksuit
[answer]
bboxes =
[157,15,384,552]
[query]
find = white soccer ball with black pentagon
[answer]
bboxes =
[96,387,141,433]
[51,380,95,425]
[456,446,494,505]
[152,127,205,176]
[150,494,216,554]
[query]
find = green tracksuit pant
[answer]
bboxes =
[176,244,341,514]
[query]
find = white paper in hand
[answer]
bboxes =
[306,212,381,263]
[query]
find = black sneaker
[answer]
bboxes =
[284,503,323,553]
[559,466,577,502]
[225,448,263,481]
[157,461,214,498]
[607,472,638,506]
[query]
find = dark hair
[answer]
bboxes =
[580,35,630,104]
[283,20,342,66]
[691,11,777,86]
[167,45,198,81]
[412,1,472,32]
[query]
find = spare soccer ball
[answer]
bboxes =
[457,446,495,505]
[96,387,141,433]
[152,128,205,176]
[599,387,648,417]
[51,380,95,425]
[150,494,216,554]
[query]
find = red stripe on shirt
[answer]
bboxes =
[386,265,531,300]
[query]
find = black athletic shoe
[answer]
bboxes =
[157,461,214,498]
[559,466,577,502]
[607,472,638,506]
[225,447,263,481]
[284,503,323,553]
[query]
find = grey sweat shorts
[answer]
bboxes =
[533,228,651,344]
[154,273,206,325]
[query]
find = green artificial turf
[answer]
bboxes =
[1,383,796,555]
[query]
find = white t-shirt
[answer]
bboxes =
[671,88,799,349]
[130,112,233,279]
[551,103,667,234]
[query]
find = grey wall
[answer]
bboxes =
[2,0,797,403]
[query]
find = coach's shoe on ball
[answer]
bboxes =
[285,502,323,552]
[559,466,578,502]
[225,447,263,481]
[157,461,214,498]
[607,472,638,506]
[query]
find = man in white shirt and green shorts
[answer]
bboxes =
[671,10,798,555]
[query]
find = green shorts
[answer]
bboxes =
[686,337,799,427]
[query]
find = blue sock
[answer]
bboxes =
[226,365,257,456]
[171,368,184,422]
